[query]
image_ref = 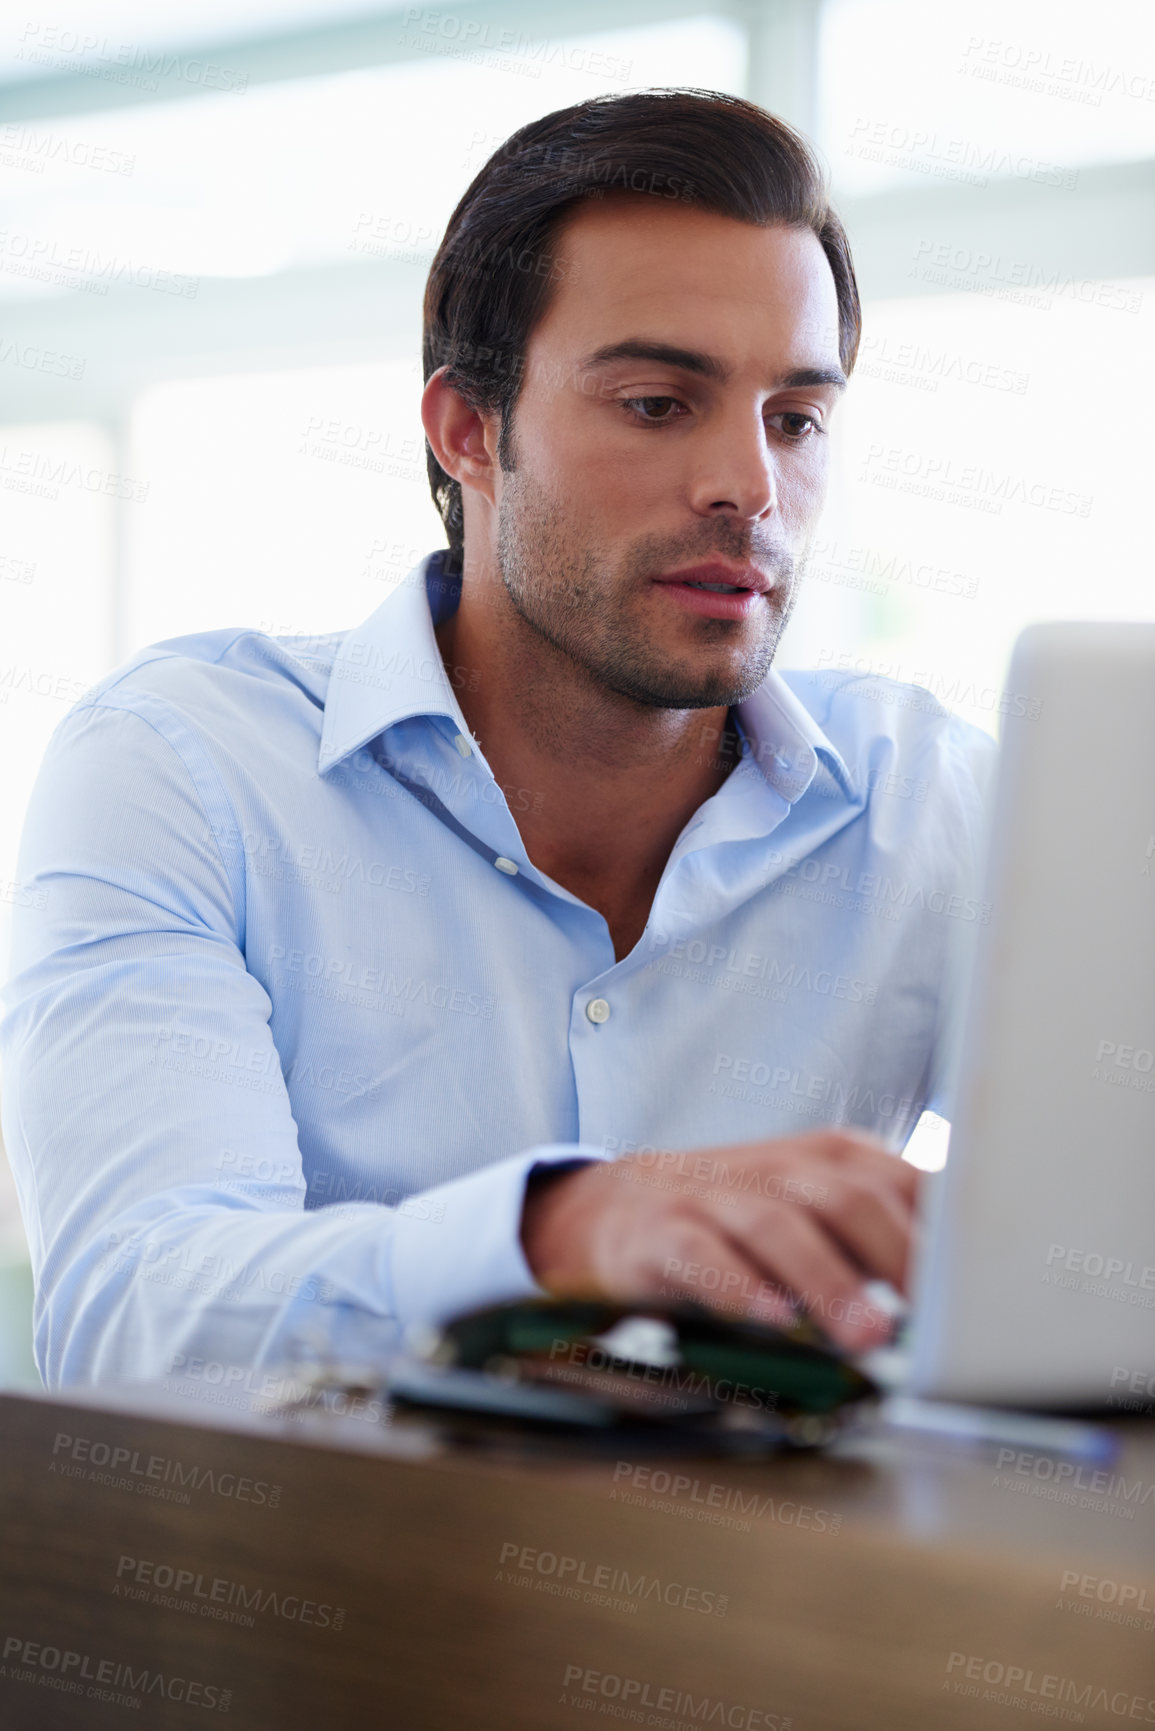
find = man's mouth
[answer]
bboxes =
[650,565,767,621]
[651,558,770,595]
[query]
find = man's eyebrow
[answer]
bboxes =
[780,365,849,392]
[577,339,848,392]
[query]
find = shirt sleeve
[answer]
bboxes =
[0,698,608,1391]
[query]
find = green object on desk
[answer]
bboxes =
[394,1296,880,1444]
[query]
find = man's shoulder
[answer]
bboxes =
[781,665,998,789]
[69,624,348,736]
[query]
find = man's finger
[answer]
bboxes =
[635,1219,798,1330]
[806,1129,924,1203]
[812,1171,917,1293]
[713,1129,922,1209]
[721,1202,892,1350]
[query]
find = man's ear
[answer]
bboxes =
[421,367,501,509]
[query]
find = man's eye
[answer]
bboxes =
[619,399,823,439]
[773,412,820,441]
[620,396,685,425]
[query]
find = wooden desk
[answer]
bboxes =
[0,1386,1151,1729]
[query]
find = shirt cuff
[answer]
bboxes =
[388,1144,611,1340]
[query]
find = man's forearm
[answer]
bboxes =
[37,1146,606,1389]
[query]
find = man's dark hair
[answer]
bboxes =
[422,86,861,573]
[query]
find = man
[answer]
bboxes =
[0,90,994,1390]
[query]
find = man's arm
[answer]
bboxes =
[0,698,604,1388]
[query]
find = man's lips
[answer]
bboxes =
[651,559,770,620]
[652,559,770,595]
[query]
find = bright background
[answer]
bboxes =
[0,0,1152,1385]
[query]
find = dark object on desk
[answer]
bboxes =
[386,1297,880,1448]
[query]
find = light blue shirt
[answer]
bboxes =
[0,549,996,1389]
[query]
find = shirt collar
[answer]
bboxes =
[734,670,856,804]
[318,548,856,803]
[318,549,469,774]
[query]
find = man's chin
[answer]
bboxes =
[602,659,774,711]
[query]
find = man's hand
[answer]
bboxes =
[519,1129,921,1352]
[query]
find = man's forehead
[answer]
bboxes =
[574,335,847,392]
[541,201,842,369]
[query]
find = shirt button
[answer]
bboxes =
[453,733,473,757]
[494,856,518,875]
[586,997,611,1025]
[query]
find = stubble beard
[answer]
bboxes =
[494,467,801,712]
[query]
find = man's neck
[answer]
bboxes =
[434,582,743,958]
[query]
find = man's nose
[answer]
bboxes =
[688,414,779,520]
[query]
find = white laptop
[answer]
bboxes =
[906,621,1155,1410]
